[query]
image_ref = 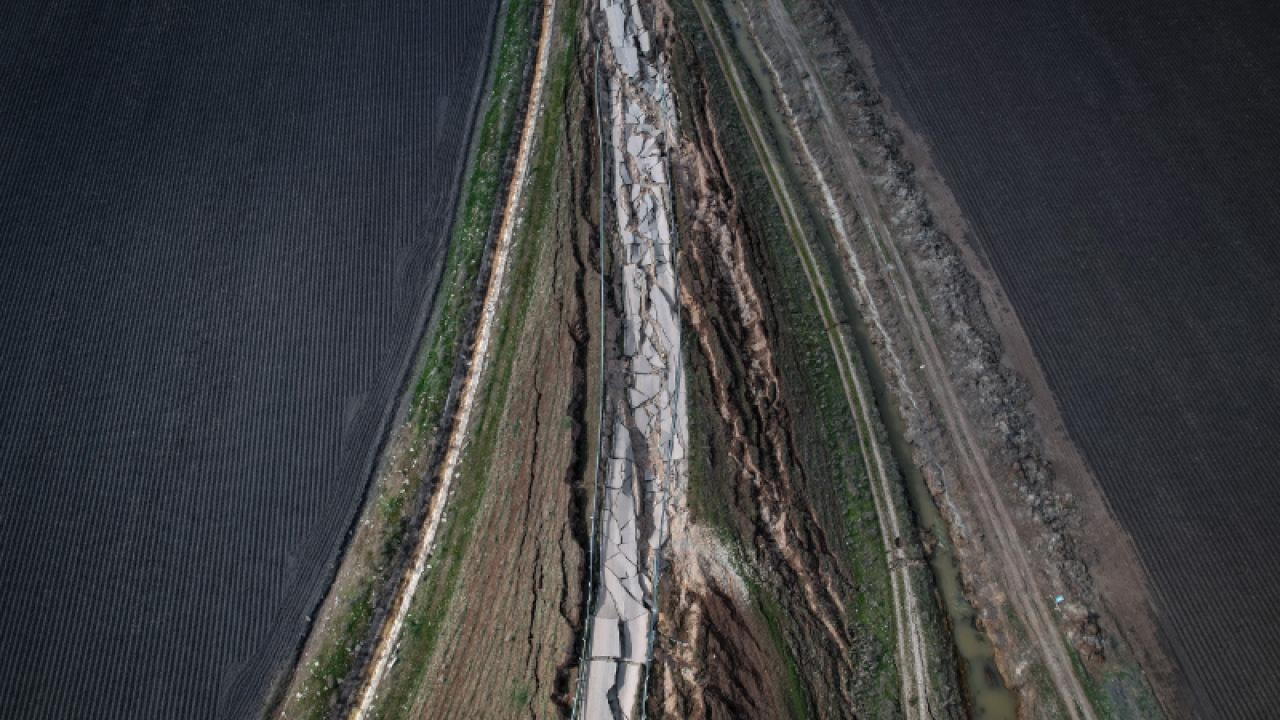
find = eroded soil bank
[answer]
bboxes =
[643,0,969,715]
[275,0,1174,717]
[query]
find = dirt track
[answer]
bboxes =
[685,0,939,715]
[742,0,1100,716]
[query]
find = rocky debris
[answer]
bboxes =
[1061,602,1106,662]
[745,0,1120,687]
[582,1,687,718]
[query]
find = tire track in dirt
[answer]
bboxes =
[687,1,933,716]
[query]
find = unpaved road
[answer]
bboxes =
[751,0,1097,717]
[688,0,934,716]
[347,0,558,715]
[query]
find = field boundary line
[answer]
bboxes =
[347,0,558,714]
[687,0,931,715]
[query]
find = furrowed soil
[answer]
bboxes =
[0,1,499,717]
[645,0,965,716]
[826,0,1280,716]
[271,0,540,715]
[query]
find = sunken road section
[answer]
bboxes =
[834,0,1280,715]
[0,0,498,716]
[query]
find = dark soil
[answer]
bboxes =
[0,2,499,717]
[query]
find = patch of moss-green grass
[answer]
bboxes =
[292,581,376,719]
[1068,647,1162,720]
[751,578,814,719]
[682,336,740,543]
[407,0,537,449]
[509,680,533,710]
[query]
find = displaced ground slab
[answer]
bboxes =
[0,1,499,717]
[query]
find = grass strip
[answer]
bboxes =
[287,1,535,716]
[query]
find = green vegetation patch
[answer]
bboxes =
[1068,647,1163,720]
[747,577,814,719]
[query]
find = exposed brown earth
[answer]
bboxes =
[389,15,600,717]
[642,1,963,716]
[407,118,593,720]
[659,62,854,717]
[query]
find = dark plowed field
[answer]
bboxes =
[0,1,498,716]
[834,0,1280,715]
